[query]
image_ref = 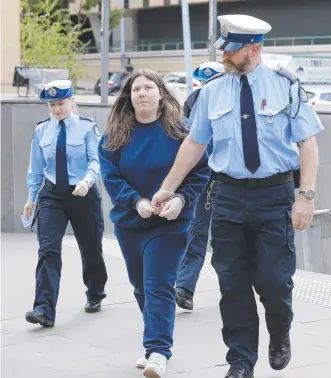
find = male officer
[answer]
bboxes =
[152,14,324,378]
[183,61,224,119]
[177,61,223,310]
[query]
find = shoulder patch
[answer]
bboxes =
[274,66,298,84]
[37,117,51,125]
[93,124,101,137]
[205,72,225,84]
[299,86,309,103]
[79,115,94,122]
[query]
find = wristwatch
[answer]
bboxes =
[299,189,315,200]
[84,179,93,188]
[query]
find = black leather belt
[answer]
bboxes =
[216,171,293,189]
[45,179,75,190]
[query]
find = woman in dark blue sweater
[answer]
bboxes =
[98,69,210,378]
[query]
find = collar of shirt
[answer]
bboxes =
[55,112,75,128]
[234,61,264,86]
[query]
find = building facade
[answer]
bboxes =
[1,0,21,93]
[69,0,331,53]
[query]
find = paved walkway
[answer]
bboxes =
[1,233,331,378]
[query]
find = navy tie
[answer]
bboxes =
[240,75,261,173]
[56,120,70,194]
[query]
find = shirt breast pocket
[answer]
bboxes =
[210,108,234,142]
[257,107,290,142]
[66,136,86,161]
[39,136,54,159]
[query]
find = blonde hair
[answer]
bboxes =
[71,97,79,114]
[104,69,187,151]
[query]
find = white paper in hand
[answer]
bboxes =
[21,212,34,228]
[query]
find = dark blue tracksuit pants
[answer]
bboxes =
[176,183,212,294]
[33,182,108,322]
[114,224,188,360]
[210,180,296,371]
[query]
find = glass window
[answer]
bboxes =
[163,75,180,83]
[109,73,123,83]
[320,93,331,101]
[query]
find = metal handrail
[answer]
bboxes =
[314,209,331,216]
[81,35,331,54]
[264,35,331,46]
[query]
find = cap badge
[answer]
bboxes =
[221,25,228,37]
[48,87,57,97]
[204,68,212,77]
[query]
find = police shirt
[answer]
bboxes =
[27,113,101,201]
[189,63,324,179]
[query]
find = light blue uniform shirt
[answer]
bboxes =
[190,63,324,179]
[27,113,101,202]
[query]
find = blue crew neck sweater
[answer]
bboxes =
[98,119,210,229]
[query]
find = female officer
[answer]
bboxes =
[98,69,210,378]
[24,80,108,327]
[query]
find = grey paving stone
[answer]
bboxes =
[292,299,331,323]
[2,233,331,378]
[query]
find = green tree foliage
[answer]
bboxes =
[21,0,91,83]
[21,0,125,82]
[27,0,124,29]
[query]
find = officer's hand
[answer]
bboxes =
[159,197,183,221]
[151,188,175,214]
[137,199,156,219]
[292,195,315,231]
[23,201,35,220]
[72,180,89,197]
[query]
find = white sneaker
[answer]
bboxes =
[143,353,167,378]
[136,354,148,369]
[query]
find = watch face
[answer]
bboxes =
[306,190,315,199]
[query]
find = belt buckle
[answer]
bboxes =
[246,178,258,188]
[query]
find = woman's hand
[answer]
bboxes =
[72,180,90,197]
[137,199,156,219]
[23,201,35,220]
[159,197,184,221]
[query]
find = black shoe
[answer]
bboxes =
[25,310,54,327]
[269,332,291,370]
[85,300,102,313]
[225,368,254,378]
[175,287,193,310]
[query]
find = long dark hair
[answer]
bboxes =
[104,69,187,151]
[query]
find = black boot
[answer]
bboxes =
[225,368,254,378]
[85,300,102,313]
[25,310,54,327]
[175,287,193,310]
[269,332,291,370]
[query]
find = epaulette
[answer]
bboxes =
[79,115,94,122]
[275,66,298,84]
[37,117,51,125]
[205,72,225,84]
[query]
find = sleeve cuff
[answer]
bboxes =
[292,124,325,143]
[28,191,38,202]
[189,130,211,146]
[132,194,142,210]
[84,173,96,185]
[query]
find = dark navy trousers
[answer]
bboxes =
[210,180,296,371]
[33,182,108,322]
[176,183,212,294]
[114,223,188,360]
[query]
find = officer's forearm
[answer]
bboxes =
[298,136,319,190]
[161,136,207,192]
